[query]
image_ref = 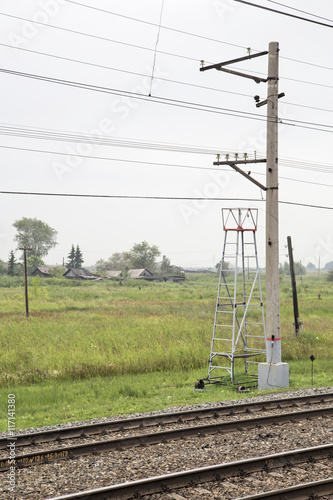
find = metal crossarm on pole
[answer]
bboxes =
[200,51,268,71]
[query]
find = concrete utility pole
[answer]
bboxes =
[265,42,281,361]
[201,41,289,389]
[258,42,288,388]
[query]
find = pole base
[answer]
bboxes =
[258,362,289,390]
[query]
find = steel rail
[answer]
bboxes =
[1,391,332,450]
[1,405,332,472]
[236,477,333,499]
[45,444,333,500]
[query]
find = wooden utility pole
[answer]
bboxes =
[19,247,32,317]
[287,236,300,334]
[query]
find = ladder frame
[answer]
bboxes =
[207,208,267,385]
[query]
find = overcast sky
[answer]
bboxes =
[0,0,332,269]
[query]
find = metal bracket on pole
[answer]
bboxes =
[200,51,268,71]
[217,67,267,84]
[200,50,268,84]
[255,92,285,108]
[213,159,267,191]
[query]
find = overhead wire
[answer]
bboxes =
[1,42,332,115]
[0,10,332,80]
[0,68,272,123]
[0,11,195,64]
[1,68,333,134]
[0,123,266,155]
[0,190,332,211]
[1,122,333,172]
[64,1,333,71]
[0,143,332,189]
[233,0,333,28]
[265,0,333,23]
[65,1,247,51]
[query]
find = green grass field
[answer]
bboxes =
[0,273,332,431]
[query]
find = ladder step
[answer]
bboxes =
[209,366,231,370]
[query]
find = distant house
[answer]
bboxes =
[31,266,66,278]
[105,270,123,280]
[128,268,154,279]
[63,268,97,280]
[171,265,185,274]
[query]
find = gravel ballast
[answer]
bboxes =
[1,387,332,499]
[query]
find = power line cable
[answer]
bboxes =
[1,10,332,77]
[265,0,333,23]
[65,0,247,51]
[1,143,332,187]
[65,1,333,71]
[0,190,332,210]
[2,68,333,133]
[0,143,231,172]
[2,43,332,115]
[234,0,333,28]
[0,68,271,123]
[0,11,197,63]
[0,42,255,99]
[1,122,333,176]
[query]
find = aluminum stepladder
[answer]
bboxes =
[196,208,267,389]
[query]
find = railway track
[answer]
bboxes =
[0,394,333,500]
[236,477,333,499]
[1,402,332,472]
[1,391,332,451]
[1,391,332,499]
[44,444,333,499]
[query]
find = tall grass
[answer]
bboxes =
[0,273,332,385]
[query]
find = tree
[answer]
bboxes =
[327,269,333,282]
[124,241,161,271]
[324,261,333,271]
[306,262,316,271]
[160,255,172,274]
[66,244,84,268]
[0,259,6,275]
[66,245,76,268]
[13,217,58,258]
[95,252,131,273]
[7,250,17,276]
[49,266,66,278]
[215,260,230,272]
[74,245,84,269]
[280,261,306,276]
[26,255,44,275]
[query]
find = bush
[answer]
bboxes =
[327,269,333,281]
[0,276,25,288]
